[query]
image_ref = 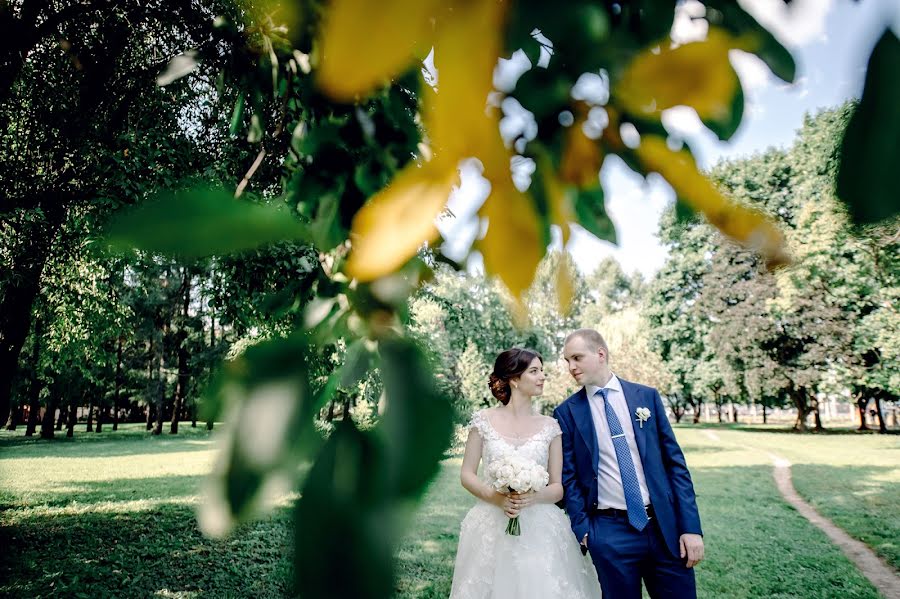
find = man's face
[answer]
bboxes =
[563,335,605,387]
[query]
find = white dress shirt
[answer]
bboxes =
[586,374,651,509]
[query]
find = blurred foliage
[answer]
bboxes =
[2,0,896,597]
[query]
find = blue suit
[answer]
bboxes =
[553,379,702,598]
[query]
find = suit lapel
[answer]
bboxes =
[619,379,648,462]
[571,387,599,472]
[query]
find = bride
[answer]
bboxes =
[449,348,601,598]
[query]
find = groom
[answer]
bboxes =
[553,329,704,598]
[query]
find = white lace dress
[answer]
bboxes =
[449,410,602,599]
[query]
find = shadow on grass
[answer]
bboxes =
[0,427,218,460]
[0,474,211,510]
[0,503,293,599]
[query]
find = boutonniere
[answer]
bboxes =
[635,407,651,428]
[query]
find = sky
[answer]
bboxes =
[436,0,900,280]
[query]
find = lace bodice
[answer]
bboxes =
[469,409,562,485]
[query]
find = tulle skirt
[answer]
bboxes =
[449,501,602,599]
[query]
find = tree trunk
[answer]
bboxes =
[56,404,66,430]
[0,201,64,427]
[873,395,887,434]
[146,404,154,431]
[85,399,94,432]
[342,394,351,422]
[153,324,166,436]
[171,269,190,435]
[692,402,701,424]
[856,397,869,431]
[66,400,77,438]
[41,380,61,439]
[731,403,738,423]
[112,336,123,431]
[191,401,197,428]
[5,405,20,430]
[673,406,684,423]
[25,318,43,437]
[97,405,108,433]
[326,398,336,422]
[812,396,824,431]
[762,404,768,425]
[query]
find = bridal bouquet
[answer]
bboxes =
[486,453,549,536]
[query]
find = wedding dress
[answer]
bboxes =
[449,410,602,598]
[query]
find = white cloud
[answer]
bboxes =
[738,0,833,47]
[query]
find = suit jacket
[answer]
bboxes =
[553,378,702,558]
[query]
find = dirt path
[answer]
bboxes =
[767,452,900,599]
[700,429,899,597]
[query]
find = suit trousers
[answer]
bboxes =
[586,510,696,599]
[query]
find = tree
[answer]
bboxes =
[455,339,492,417]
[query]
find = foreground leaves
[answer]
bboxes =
[837,29,900,224]
[636,135,788,267]
[106,188,309,257]
[293,337,453,598]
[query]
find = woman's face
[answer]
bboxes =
[513,357,545,397]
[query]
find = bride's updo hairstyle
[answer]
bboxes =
[488,348,543,405]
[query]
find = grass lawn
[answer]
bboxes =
[708,426,900,571]
[1,423,896,598]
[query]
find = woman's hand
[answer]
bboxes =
[509,491,537,511]
[493,491,519,518]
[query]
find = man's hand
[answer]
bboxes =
[580,533,589,556]
[679,533,704,568]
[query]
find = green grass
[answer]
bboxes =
[1,424,896,598]
[710,428,900,571]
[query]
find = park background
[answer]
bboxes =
[1,0,898,597]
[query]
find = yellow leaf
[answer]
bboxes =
[534,150,576,245]
[478,178,544,300]
[616,29,739,121]
[345,163,457,281]
[636,135,789,267]
[560,108,603,188]
[317,0,438,101]
[557,252,575,316]
[425,0,507,169]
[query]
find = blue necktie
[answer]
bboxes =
[597,388,649,531]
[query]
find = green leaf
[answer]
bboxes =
[705,1,796,83]
[574,186,616,243]
[377,337,454,499]
[674,198,697,224]
[837,30,900,224]
[156,50,199,86]
[229,95,245,136]
[634,0,678,44]
[703,79,745,141]
[293,421,394,599]
[106,188,310,257]
[248,113,263,143]
[197,334,333,536]
[339,340,374,388]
